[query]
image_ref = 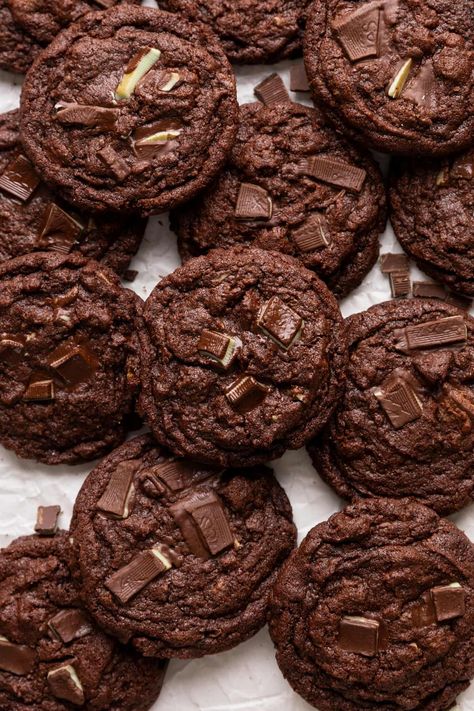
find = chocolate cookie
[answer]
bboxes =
[158,0,311,64]
[0,531,167,710]
[309,298,474,515]
[138,246,347,467]
[0,110,145,276]
[70,434,297,658]
[173,101,387,298]
[389,148,474,296]
[0,0,41,74]
[304,0,474,156]
[269,498,474,711]
[19,6,238,215]
[0,252,140,465]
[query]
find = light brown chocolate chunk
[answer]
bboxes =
[0,154,40,202]
[380,253,409,273]
[225,375,270,414]
[97,460,139,518]
[431,583,465,622]
[55,103,119,130]
[48,609,93,644]
[332,2,381,61]
[412,282,447,300]
[389,270,411,297]
[0,638,35,675]
[171,490,234,558]
[402,61,436,110]
[23,379,55,402]
[293,213,330,252]
[374,375,423,428]
[47,664,84,705]
[396,315,467,351]
[235,183,273,220]
[257,296,303,349]
[98,145,130,181]
[105,549,171,604]
[37,203,83,254]
[47,342,97,386]
[299,155,366,192]
[254,73,290,106]
[35,505,61,536]
[198,329,237,368]
[338,616,380,656]
[290,63,310,92]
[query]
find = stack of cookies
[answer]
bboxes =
[0,0,472,709]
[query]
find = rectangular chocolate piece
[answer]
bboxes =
[339,616,379,656]
[293,213,329,252]
[431,583,465,622]
[402,316,467,351]
[226,375,269,414]
[380,252,409,273]
[374,376,422,428]
[47,664,84,705]
[332,2,381,61]
[411,591,437,627]
[35,505,61,536]
[402,60,436,109]
[55,103,119,130]
[254,73,290,106]
[290,63,310,92]
[235,183,273,220]
[105,549,171,604]
[0,638,35,675]
[198,329,237,368]
[389,270,411,297]
[23,379,55,402]
[412,281,446,300]
[0,154,40,202]
[48,609,92,644]
[299,155,366,192]
[143,459,216,494]
[37,203,83,254]
[257,296,303,349]
[47,342,96,386]
[96,460,139,518]
[98,145,130,181]
[171,490,234,558]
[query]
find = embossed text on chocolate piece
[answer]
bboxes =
[198,330,238,369]
[171,490,234,558]
[48,664,84,705]
[105,548,172,604]
[257,296,303,349]
[254,73,290,106]
[389,270,410,298]
[225,375,270,414]
[374,375,423,428]
[235,183,273,220]
[298,155,366,192]
[396,316,467,352]
[0,637,35,675]
[338,616,379,656]
[0,154,40,202]
[431,583,465,622]
[55,102,119,130]
[333,1,381,61]
[35,505,61,536]
[47,342,97,386]
[97,460,139,518]
[142,459,219,495]
[23,378,55,402]
[48,609,93,644]
[293,213,330,252]
[37,203,83,254]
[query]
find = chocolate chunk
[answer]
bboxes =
[445,292,473,311]
[35,505,61,536]
[55,103,119,130]
[235,183,273,220]
[293,213,330,252]
[436,166,450,186]
[47,664,84,706]
[47,342,96,386]
[154,70,182,92]
[105,548,172,604]
[332,2,381,61]
[396,315,467,351]
[115,47,162,100]
[413,351,453,384]
[431,583,465,622]
[37,203,83,254]
[254,73,290,106]
[380,253,409,273]
[412,281,446,299]
[133,121,182,160]
[225,375,270,414]
[97,460,139,518]
[443,386,474,419]
[123,269,138,282]
[374,375,423,428]
[411,591,437,627]
[450,154,473,181]
[298,155,366,192]
[389,270,411,297]
[0,638,35,675]
[142,459,217,494]
[338,616,379,656]
[0,154,40,202]
[198,329,238,368]
[403,61,436,110]
[98,145,130,181]
[0,335,25,366]
[257,296,303,349]
[48,609,93,644]
[290,63,310,92]
[171,490,234,558]
[23,379,55,402]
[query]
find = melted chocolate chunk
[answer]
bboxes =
[97,460,139,518]
[47,664,84,706]
[298,155,366,192]
[55,103,119,130]
[396,316,467,352]
[0,154,40,202]
[443,386,474,419]
[23,379,55,402]
[431,584,465,622]
[403,61,436,110]
[106,549,172,604]
[338,616,380,656]
[37,203,83,254]
[48,609,93,644]
[254,73,290,106]
[97,145,130,181]
[292,213,330,252]
[171,490,234,558]
[198,329,237,368]
[35,505,61,536]
[235,183,273,220]
[225,375,270,414]
[47,342,96,386]
[332,2,381,61]
[257,296,303,349]
[413,351,453,385]
[374,374,423,428]
[0,638,35,675]
[380,253,409,273]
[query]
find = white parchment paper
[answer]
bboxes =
[0,42,473,711]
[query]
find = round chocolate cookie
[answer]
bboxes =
[0,252,141,465]
[173,101,387,298]
[158,0,311,64]
[0,531,167,710]
[70,434,297,658]
[0,110,145,276]
[0,0,41,74]
[389,147,474,296]
[138,246,347,467]
[304,0,474,156]
[19,6,238,216]
[269,498,474,711]
[309,298,474,515]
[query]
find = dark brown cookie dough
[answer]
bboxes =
[70,434,297,658]
[309,298,474,515]
[0,252,141,465]
[0,110,145,276]
[0,0,41,74]
[158,0,311,64]
[173,101,387,298]
[389,148,474,296]
[19,6,238,215]
[269,498,474,711]
[304,0,474,156]
[0,531,167,710]
[138,246,347,467]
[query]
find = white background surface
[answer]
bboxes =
[0,36,473,711]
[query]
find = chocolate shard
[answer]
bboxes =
[142,459,218,495]
[412,281,446,300]
[0,638,35,675]
[37,203,83,254]
[298,155,366,192]
[389,270,411,297]
[48,609,93,644]
[115,47,161,100]
[55,102,119,130]
[35,505,61,536]
[293,213,330,252]
[411,591,437,627]
[396,315,467,352]
[225,375,270,414]
[47,342,97,386]
[98,145,130,181]
[339,616,379,656]
[431,583,465,622]
[254,73,290,106]
[332,2,381,61]
[235,183,273,220]
[97,460,139,518]
[387,58,413,98]
[23,379,55,402]
[105,548,172,604]
[198,329,238,369]
[133,120,182,160]
[47,664,84,706]
[171,490,234,558]
[413,350,453,385]
[402,60,436,110]
[380,253,409,273]
[0,334,25,366]
[0,154,40,202]
[290,63,310,92]
[450,154,473,181]
[257,296,303,349]
[374,374,423,428]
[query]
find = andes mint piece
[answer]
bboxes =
[293,213,330,252]
[47,342,96,386]
[47,664,84,706]
[445,293,473,311]
[332,2,381,61]
[171,490,234,558]
[298,155,366,192]
[35,505,61,536]
[403,61,436,109]
[450,154,473,181]
[431,583,465,622]
[98,145,130,181]
[380,253,409,273]
[37,203,83,254]
[142,460,217,495]
[388,58,413,98]
[55,103,119,130]
[0,154,40,202]
[225,375,270,414]
[290,63,310,92]
[338,616,379,656]
[0,335,25,366]
[198,329,238,368]
[0,637,35,675]
[97,460,139,518]
[389,270,411,297]
[254,73,290,106]
[133,121,182,160]
[48,609,93,644]
[395,315,467,352]
[155,70,182,92]
[436,167,450,186]
[23,379,55,402]
[257,296,303,349]
[412,281,446,300]
[105,548,172,604]
[413,350,453,384]
[374,375,423,428]
[411,591,437,627]
[116,47,162,100]
[235,183,273,220]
